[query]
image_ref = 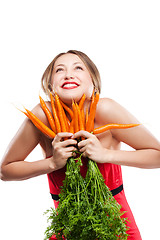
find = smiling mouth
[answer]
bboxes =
[61,82,80,89]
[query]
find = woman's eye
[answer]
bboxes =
[75,66,83,70]
[56,68,63,73]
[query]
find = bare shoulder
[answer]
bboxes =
[96,98,119,123]
[96,97,139,124]
[96,97,116,114]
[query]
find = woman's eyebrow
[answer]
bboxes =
[55,64,65,67]
[55,62,83,68]
[73,62,82,65]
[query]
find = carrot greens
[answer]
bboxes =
[44,154,128,240]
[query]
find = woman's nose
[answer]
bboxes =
[64,69,74,80]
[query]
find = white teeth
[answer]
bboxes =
[63,83,77,87]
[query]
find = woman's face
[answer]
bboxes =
[51,53,94,104]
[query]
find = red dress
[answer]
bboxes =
[47,158,142,240]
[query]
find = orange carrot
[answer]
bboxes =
[69,119,74,134]
[86,91,99,132]
[78,94,86,128]
[78,93,86,110]
[39,95,56,133]
[86,92,95,131]
[76,103,85,131]
[72,101,79,133]
[50,93,61,133]
[19,110,45,134]
[23,108,56,138]
[61,106,70,132]
[81,108,85,128]
[85,107,89,130]
[55,94,67,132]
[93,123,140,134]
[16,105,55,138]
[90,91,99,131]
[60,100,73,119]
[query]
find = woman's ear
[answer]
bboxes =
[94,87,99,95]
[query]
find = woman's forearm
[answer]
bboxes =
[0,157,54,181]
[107,148,160,169]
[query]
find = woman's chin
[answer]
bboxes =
[57,87,93,105]
[59,92,82,105]
[62,94,80,103]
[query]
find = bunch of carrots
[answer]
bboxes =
[19,91,139,240]
[21,91,139,138]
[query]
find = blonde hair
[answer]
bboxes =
[41,50,101,97]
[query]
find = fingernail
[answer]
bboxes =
[68,133,73,136]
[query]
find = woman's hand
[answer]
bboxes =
[72,131,108,163]
[50,132,77,171]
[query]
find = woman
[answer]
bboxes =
[1,50,160,239]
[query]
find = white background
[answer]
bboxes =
[0,1,160,239]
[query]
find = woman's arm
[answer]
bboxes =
[73,98,160,169]
[105,148,160,169]
[0,104,77,181]
[103,98,160,168]
[0,110,53,181]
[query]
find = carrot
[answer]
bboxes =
[78,93,86,110]
[76,103,85,131]
[86,91,99,132]
[55,94,67,132]
[81,108,85,129]
[85,107,89,130]
[58,98,71,131]
[86,91,95,131]
[61,106,70,132]
[93,123,140,134]
[69,119,74,134]
[18,109,44,134]
[23,108,56,138]
[60,100,73,119]
[50,93,61,133]
[91,91,99,131]
[72,100,79,132]
[78,94,86,129]
[39,95,56,133]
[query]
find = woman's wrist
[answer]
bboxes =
[47,155,67,172]
[46,156,57,172]
[101,148,114,164]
